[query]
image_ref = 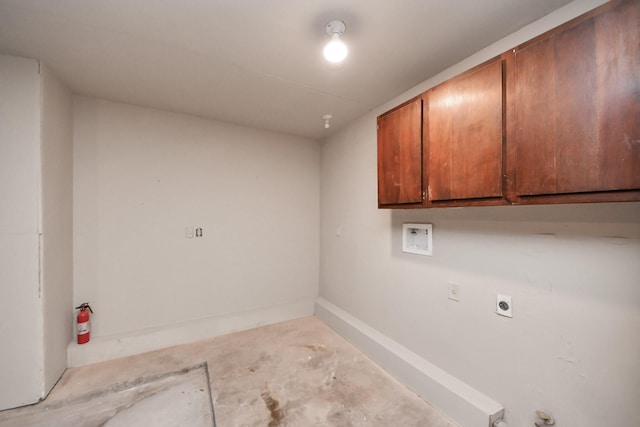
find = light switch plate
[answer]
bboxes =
[448,282,460,302]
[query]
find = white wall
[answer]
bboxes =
[0,56,73,410]
[319,1,640,426]
[72,97,319,363]
[0,55,45,410]
[40,65,73,392]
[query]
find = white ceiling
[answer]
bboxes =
[0,0,574,140]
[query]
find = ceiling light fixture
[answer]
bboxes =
[322,114,333,129]
[323,20,348,63]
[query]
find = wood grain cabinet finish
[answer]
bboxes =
[377,0,639,209]
[377,98,423,206]
[512,0,640,200]
[427,58,504,203]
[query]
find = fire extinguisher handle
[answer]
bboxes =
[75,303,94,314]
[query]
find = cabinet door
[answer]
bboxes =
[513,0,640,197]
[427,58,503,201]
[377,98,423,206]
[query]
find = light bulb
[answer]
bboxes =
[324,33,348,63]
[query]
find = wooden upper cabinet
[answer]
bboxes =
[513,0,640,197]
[427,58,504,202]
[377,98,423,206]
[377,0,639,209]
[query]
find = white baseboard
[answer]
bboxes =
[67,299,315,367]
[314,297,504,427]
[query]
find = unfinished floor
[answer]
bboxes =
[0,316,457,427]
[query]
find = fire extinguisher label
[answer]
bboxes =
[78,321,90,334]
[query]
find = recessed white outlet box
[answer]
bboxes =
[402,223,433,256]
[336,226,342,237]
[496,294,512,318]
[185,226,194,238]
[448,283,460,302]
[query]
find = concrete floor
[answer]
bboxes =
[0,364,215,427]
[0,316,457,426]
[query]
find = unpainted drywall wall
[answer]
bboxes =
[319,0,640,425]
[40,65,73,392]
[73,97,319,341]
[0,55,45,409]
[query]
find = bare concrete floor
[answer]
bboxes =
[0,364,215,427]
[0,316,457,427]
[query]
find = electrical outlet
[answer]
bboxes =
[448,283,460,302]
[496,294,512,318]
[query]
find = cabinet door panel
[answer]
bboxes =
[596,2,640,190]
[515,1,640,196]
[377,98,422,205]
[428,59,503,201]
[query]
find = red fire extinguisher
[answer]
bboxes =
[75,303,93,344]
